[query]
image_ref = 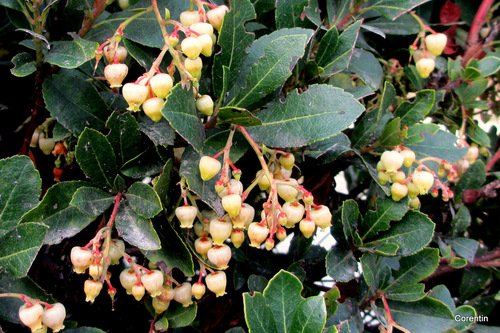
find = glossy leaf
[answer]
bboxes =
[162,83,205,152]
[341,199,363,247]
[305,133,352,163]
[348,48,383,90]
[163,303,197,328]
[43,74,111,134]
[455,160,486,194]
[326,248,357,282]
[0,155,41,229]
[75,128,118,189]
[205,130,250,163]
[217,107,262,126]
[365,210,435,256]
[153,159,173,210]
[376,117,404,147]
[0,223,48,278]
[367,13,420,35]
[137,113,176,147]
[290,296,327,333]
[321,21,362,73]
[447,237,479,262]
[246,84,365,147]
[212,0,256,100]
[360,197,409,240]
[363,0,431,20]
[143,216,195,277]
[452,305,477,331]
[114,200,160,250]
[119,147,164,178]
[20,181,94,245]
[243,292,276,333]
[394,90,435,127]
[44,36,98,69]
[126,182,162,218]
[405,130,468,163]
[428,285,455,311]
[10,52,36,77]
[360,253,393,294]
[276,0,315,29]
[316,27,339,68]
[459,268,491,302]
[106,112,143,165]
[70,186,115,217]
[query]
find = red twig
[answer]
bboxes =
[462,0,495,64]
[106,192,123,229]
[78,0,109,38]
[485,148,500,172]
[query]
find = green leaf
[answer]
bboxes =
[455,160,486,194]
[137,112,176,147]
[179,146,225,217]
[451,206,471,236]
[405,130,468,163]
[367,13,420,35]
[126,182,162,218]
[212,0,256,100]
[376,117,404,147]
[20,181,94,245]
[341,199,363,247]
[263,270,304,333]
[0,0,24,11]
[0,223,48,277]
[290,296,327,333]
[106,112,143,166]
[217,107,262,126]
[381,297,454,333]
[360,197,409,240]
[70,187,115,217]
[276,0,315,29]
[124,38,170,72]
[365,210,435,256]
[43,74,111,134]
[459,268,491,302]
[246,84,365,147]
[163,302,197,328]
[248,275,269,293]
[153,159,173,210]
[143,220,195,277]
[114,200,160,250]
[205,130,250,163]
[162,83,205,152]
[305,133,352,163]
[394,90,435,127]
[428,285,456,311]
[384,248,439,295]
[0,156,41,229]
[455,79,489,105]
[10,52,36,77]
[44,36,98,69]
[324,286,341,318]
[244,292,277,333]
[348,48,383,90]
[447,237,479,262]
[405,65,425,91]
[75,128,118,189]
[326,248,358,282]
[360,253,393,294]
[404,123,440,144]
[385,283,426,302]
[363,0,431,20]
[452,305,477,331]
[321,20,362,73]
[227,33,309,110]
[316,27,339,68]
[477,56,500,76]
[119,147,164,178]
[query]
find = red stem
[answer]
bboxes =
[463,0,495,64]
[106,193,123,228]
[485,148,500,172]
[78,0,108,38]
[381,294,394,324]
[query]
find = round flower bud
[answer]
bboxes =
[122,82,149,111]
[207,244,232,269]
[141,270,164,297]
[152,297,170,313]
[247,222,269,247]
[222,194,242,217]
[391,170,406,183]
[465,146,479,164]
[150,73,173,98]
[19,303,44,332]
[199,156,221,181]
[196,95,214,116]
[104,63,128,88]
[400,149,416,167]
[265,238,275,251]
[282,202,305,227]
[205,271,227,297]
[279,153,295,170]
[231,229,245,248]
[409,197,421,209]
[277,179,299,202]
[158,285,176,303]
[378,171,390,185]
[416,57,435,79]
[406,181,420,199]
[195,236,213,258]
[142,97,164,122]
[197,34,214,57]
[425,33,447,56]
[299,218,316,238]
[184,57,203,78]
[391,182,408,201]
[104,44,128,64]
[380,151,404,175]
[38,134,55,156]
[231,203,255,229]
[70,246,93,274]
[190,22,214,37]
[276,227,287,242]
[119,268,138,294]
[180,10,201,27]
[256,170,271,191]
[174,282,193,307]
[84,279,103,303]
[132,283,145,301]
[218,179,243,198]
[309,205,332,230]
[42,303,66,332]
[207,5,229,31]
[192,282,206,300]
[176,205,198,228]
[181,37,202,60]
[412,170,434,195]
[108,239,125,265]
[210,218,233,245]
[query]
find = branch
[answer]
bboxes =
[78,0,109,38]
[462,0,495,64]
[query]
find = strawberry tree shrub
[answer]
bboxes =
[0,0,500,332]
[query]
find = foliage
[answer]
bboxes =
[1,0,500,332]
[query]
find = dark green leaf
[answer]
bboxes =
[404,123,440,144]
[477,56,500,76]
[153,159,173,210]
[452,305,477,331]
[360,197,409,240]
[276,0,316,29]
[326,248,358,282]
[455,160,486,194]
[126,182,162,218]
[0,155,41,229]
[163,302,197,328]
[143,220,195,277]
[405,65,425,91]
[76,128,118,189]
[243,292,276,333]
[447,237,479,262]
[263,270,304,333]
[455,79,488,105]
[227,33,309,110]
[381,297,454,333]
[341,199,363,247]
[365,210,435,256]
[348,48,383,90]
[290,296,327,333]
[360,253,393,294]
[305,133,352,163]
[324,286,340,318]
[316,27,339,68]
[451,206,471,236]
[217,107,262,126]
[123,38,170,72]
[44,36,98,69]
[0,223,48,277]
[428,285,455,311]
[321,21,362,73]
[376,117,404,147]
[205,130,250,164]
[10,52,36,77]
[248,275,269,293]
[367,13,420,35]
[162,83,205,152]
[363,0,431,20]
[20,181,94,245]
[106,112,143,165]
[246,84,365,147]
[405,130,468,163]
[384,248,439,294]
[0,0,24,11]
[120,147,164,178]
[385,283,426,302]
[459,268,491,302]
[394,90,435,127]
[43,74,110,134]
[52,122,71,141]
[137,112,176,147]
[70,187,115,217]
[114,200,160,250]
[212,0,256,100]
[179,146,224,217]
